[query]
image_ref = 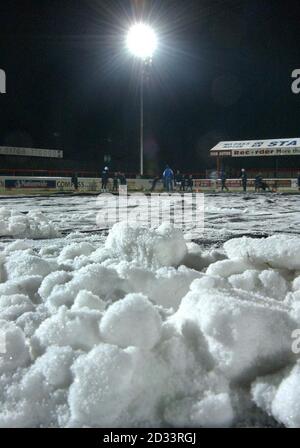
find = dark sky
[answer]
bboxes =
[0,0,300,173]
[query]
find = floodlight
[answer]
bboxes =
[127,23,157,59]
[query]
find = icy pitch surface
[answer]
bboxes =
[0,193,300,428]
[0,192,299,243]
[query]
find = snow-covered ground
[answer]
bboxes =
[0,192,300,428]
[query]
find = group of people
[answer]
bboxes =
[221,168,248,192]
[70,168,127,192]
[221,168,272,192]
[71,167,300,194]
[254,173,272,192]
[151,166,194,192]
[102,167,127,192]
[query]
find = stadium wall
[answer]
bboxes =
[0,176,299,194]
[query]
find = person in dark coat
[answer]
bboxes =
[298,172,300,191]
[255,173,271,192]
[112,172,119,192]
[240,168,248,192]
[180,174,186,192]
[71,172,79,191]
[221,170,229,192]
[255,174,262,192]
[101,167,109,191]
[261,180,271,192]
[119,173,127,185]
[175,170,182,191]
[151,175,161,192]
[184,174,190,192]
[187,175,193,192]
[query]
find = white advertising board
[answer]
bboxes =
[210,138,300,157]
[0,146,63,158]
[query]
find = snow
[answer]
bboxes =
[224,235,300,270]
[172,285,296,381]
[5,251,55,280]
[0,294,34,321]
[251,362,300,428]
[163,392,234,428]
[0,207,60,239]
[71,290,106,312]
[0,320,30,374]
[42,264,125,312]
[100,293,162,349]
[68,344,139,427]
[0,192,300,428]
[32,307,102,352]
[105,221,187,268]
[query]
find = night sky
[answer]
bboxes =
[0,0,300,174]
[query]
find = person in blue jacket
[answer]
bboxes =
[163,165,174,192]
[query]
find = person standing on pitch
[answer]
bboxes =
[71,172,79,191]
[175,170,182,191]
[119,172,127,186]
[180,174,186,191]
[187,175,193,192]
[101,166,109,192]
[221,170,229,192]
[163,165,174,192]
[255,173,263,192]
[151,174,160,192]
[240,168,248,192]
[112,172,119,192]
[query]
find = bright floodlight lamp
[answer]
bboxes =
[126,23,157,59]
[127,23,157,176]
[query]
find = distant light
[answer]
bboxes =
[126,23,157,59]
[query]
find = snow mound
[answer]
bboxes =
[0,320,30,373]
[224,235,300,270]
[99,293,162,349]
[173,284,297,381]
[38,271,72,300]
[0,207,60,239]
[32,307,102,352]
[0,345,76,427]
[5,251,55,280]
[228,269,289,300]
[57,242,95,264]
[252,362,300,428]
[0,275,42,299]
[164,393,234,428]
[43,264,125,311]
[0,294,34,321]
[68,344,138,427]
[105,222,187,268]
[71,290,106,312]
[117,264,201,309]
[1,213,300,428]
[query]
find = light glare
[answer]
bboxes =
[126,23,157,59]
